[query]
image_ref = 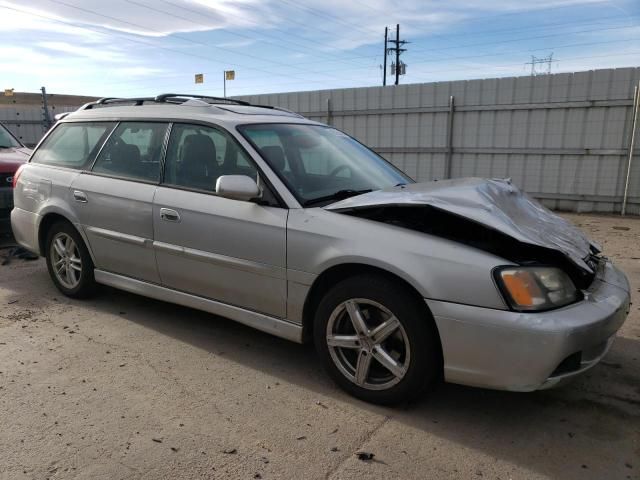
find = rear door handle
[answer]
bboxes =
[160,208,181,222]
[73,190,88,203]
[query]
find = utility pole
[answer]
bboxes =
[383,27,388,86]
[385,24,408,86]
[395,24,400,85]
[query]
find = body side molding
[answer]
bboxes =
[94,270,303,343]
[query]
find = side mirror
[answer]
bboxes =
[216,175,261,202]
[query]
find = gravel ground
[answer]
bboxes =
[0,213,638,480]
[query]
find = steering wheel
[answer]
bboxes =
[328,164,351,177]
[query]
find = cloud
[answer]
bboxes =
[0,0,274,37]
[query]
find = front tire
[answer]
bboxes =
[314,274,441,405]
[45,221,96,298]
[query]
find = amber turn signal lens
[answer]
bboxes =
[501,271,541,307]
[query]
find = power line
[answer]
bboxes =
[154,0,374,67]
[408,37,640,67]
[1,3,376,92]
[275,0,381,37]
[290,21,640,67]
[74,16,640,90]
[418,13,638,43]
[407,23,639,57]
[4,1,639,96]
[31,0,640,78]
[109,50,640,97]
[42,0,369,84]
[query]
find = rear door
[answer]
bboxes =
[71,121,168,283]
[153,123,288,317]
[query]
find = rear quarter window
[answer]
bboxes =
[30,122,115,169]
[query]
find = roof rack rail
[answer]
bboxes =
[79,97,156,111]
[99,97,155,106]
[154,93,251,106]
[72,93,303,118]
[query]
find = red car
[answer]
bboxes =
[0,122,31,218]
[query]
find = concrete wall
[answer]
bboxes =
[238,67,640,214]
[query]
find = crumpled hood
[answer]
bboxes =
[0,147,31,173]
[326,178,597,272]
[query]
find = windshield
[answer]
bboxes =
[239,124,412,206]
[0,124,22,149]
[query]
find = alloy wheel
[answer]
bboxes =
[326,298,411,391]
[50,232,82,290]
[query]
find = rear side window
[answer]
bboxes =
[30,122,114,169]
[92,122,168,182]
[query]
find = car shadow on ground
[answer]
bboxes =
[78,283,639,479]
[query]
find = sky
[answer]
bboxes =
[0,0,639,98]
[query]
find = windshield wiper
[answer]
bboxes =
[303,189,372,207]
[0,145,13,149]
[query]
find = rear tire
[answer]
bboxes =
[45,221,96,298]
[314,274,441,405]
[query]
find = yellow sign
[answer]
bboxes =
[225,70,235,81]
[4,88,14,96]
[194,73,204,84]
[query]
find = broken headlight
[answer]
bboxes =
[495,267,581,311]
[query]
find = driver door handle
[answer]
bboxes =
[160,208,181,223]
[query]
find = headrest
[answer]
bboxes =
[183,134,217,165]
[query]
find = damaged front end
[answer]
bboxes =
[326,178,601,291]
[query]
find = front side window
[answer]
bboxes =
[92,122,168,182]
[0,124,22,149]
[163,123,257,192]
[30,122,114,169]
[239,124,412,206]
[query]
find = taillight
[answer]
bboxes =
[12,164,25,189]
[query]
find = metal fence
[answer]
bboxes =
[2,68,639,213]
[0,103,78,147]
[239,67,640,214]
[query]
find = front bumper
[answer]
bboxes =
[427,259,630,391]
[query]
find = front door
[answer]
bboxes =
[72,121,168,283]
[153,123,288,317]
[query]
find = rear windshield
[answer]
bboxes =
[0,124,22,149]
[30,122,115,169]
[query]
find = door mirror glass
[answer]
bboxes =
[216,175,261,201]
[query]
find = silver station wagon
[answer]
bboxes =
[11,94,630,404]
